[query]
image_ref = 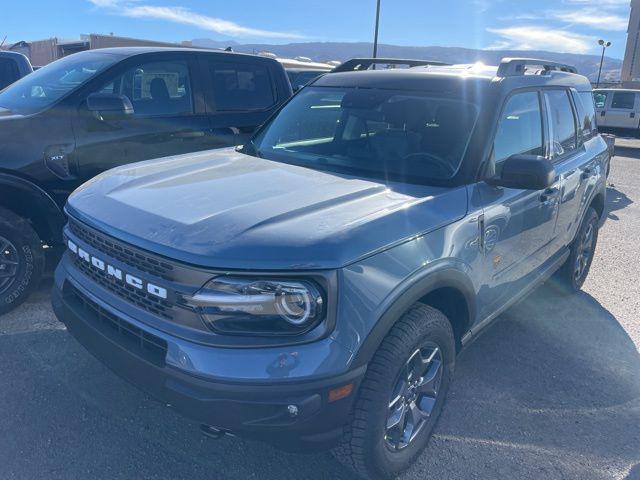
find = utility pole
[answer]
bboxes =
[596,39,611,88]
[373,0,381,59]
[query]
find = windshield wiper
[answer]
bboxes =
[237,139,262,158]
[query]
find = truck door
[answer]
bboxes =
[603,91,638,129]
[72,53,211,182]
[201,56,282,147]
[474,90,561,316]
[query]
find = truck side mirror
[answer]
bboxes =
[86,93,134,121]
[489,154,556,190]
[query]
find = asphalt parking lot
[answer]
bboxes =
[1,138,639,480]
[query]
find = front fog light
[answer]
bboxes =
[188,277,325,335]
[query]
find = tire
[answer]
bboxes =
[0,208,45,315]
[332,304,455,480]
[556,207,599,292]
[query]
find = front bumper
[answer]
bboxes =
[52,261,365,451]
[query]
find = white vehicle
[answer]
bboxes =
[593,88,640,130]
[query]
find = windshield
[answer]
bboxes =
[0,52,119,115]
[252,86,478,183]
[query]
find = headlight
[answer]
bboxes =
[188,276,325,336]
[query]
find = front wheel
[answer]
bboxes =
[0,208,45,315]
[332,304,455,479]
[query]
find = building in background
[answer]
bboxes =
[622,0,640,87]
[6,34,192,66]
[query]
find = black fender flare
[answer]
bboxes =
[350,261,477,369]
[0,173,65,244]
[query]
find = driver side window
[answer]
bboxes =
[493,91,544,170]
[91,59,194,117]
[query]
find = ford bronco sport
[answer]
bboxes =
[52,58,608,479]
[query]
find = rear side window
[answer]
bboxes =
[0,58,20,90]
[544,90,577,158]
[493,91,544,164]
[575,91,597,140]
[210,62,275,111]
[611,91,636,109]
[593,91,608,109]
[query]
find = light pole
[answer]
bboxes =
[373,0,381,59]
[596,39,611,88]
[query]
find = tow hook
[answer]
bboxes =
[200,424,235,439]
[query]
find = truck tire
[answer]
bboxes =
[332,304,455,480]
[0,207,45,315]
[556,207,599,292]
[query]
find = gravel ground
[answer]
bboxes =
[1,138,639,480]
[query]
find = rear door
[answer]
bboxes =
[548,89,600,251]
[72,53,211,181]
[603,91,639,129]
[543,89,593,253]
[201,55,281,147]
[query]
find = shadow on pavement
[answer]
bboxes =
[606,185,634,221]
[0,283,638,479]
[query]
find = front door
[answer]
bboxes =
[474,90,561,317]
[72,54,211,182]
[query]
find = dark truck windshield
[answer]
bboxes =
[0,52,119,115]
[253,86,478,182]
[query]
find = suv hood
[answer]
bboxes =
[67,148,468,270]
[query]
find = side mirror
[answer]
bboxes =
[86,93,134,121]
[489,154,556,190]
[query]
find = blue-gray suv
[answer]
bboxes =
[52,58,608,479]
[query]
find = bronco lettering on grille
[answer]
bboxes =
[68,239,168,300]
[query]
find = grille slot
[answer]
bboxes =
[66,283,168,366]
[68,219,174,281]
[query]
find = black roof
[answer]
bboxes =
[314,62,591,92]
[68,46,278,63]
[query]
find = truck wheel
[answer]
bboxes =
[0,208,45,315]
[332,304,455,480]
[557,207,599,292]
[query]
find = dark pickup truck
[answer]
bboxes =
[0,47,292,313]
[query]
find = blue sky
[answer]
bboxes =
[2,0,631,58]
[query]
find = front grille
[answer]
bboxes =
[70,253,174,319]
[67,218,174,320]
[68,219,174,281]
[66,283,168,366]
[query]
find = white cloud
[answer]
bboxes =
[87,0,305,39]
[487,26,594,53]
[549,8,628,31]
[563,0,628,5]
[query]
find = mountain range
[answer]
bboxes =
[192,39,622,82]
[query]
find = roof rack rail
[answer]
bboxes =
[331,58,449,73]
[497,58,578,77]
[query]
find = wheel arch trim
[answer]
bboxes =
[0,173,65,244]
[350,261,477,369]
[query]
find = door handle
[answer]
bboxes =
[631,112,636,119]
[600,111,606,117]
[539,187,558,203]
[581,167,592,180]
